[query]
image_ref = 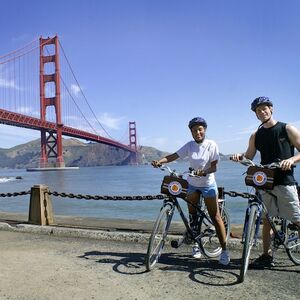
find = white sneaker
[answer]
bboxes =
[219,250,230,265]
[192,244,202,259]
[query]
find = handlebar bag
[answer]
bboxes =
[245,166,275,190]
[161,176,188,199]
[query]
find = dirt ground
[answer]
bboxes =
[0,230,299,300]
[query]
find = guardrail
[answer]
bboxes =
[0,185,253,226]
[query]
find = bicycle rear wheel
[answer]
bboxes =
[145,204,174,271]
[285,221,300,265]
[198,203,231,258]
[240,205,259,283]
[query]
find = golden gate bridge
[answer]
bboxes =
[0,35,138,168]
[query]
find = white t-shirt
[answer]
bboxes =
[176,139,219,187]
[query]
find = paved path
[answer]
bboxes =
[0,228,299,300]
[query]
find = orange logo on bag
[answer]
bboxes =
[168,181,182,195]
[253,171,267,186]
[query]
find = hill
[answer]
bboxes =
[0,138,229,169]
[0,139,169,169]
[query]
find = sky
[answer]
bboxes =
[1,0,300,154]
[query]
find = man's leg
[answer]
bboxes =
[262,218,272,255]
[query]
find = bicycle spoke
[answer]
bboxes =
[285,222,300,265]
[145,204,173,271]
[198,203,230,258]
[240,205,258,283]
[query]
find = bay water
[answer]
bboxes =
[0,161,299,224]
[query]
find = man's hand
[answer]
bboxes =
[151,160,162,168]
[280,158,295,171]
[230,153,244,162]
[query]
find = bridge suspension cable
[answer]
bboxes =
[58,41,116,141]
[0,36,137,163]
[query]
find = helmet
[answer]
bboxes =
[251,96,273,112]
[188,117,207,129]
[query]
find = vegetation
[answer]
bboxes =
[0,138,169,168]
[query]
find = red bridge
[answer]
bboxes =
[0,36,138,167]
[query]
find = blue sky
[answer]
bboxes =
[1,0,300,154]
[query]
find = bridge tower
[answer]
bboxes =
[39,35,65,168]
[129,121,138,164]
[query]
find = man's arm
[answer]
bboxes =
[281,124,300,170]
[244,132,257,160]
[231,132,257,161]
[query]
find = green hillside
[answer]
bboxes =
[0,138,169,168]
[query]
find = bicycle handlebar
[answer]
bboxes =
[158,164,201,178]
[229,156,295,169]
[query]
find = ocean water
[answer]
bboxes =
[0,161,299,224]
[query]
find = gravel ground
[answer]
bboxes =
[0,230,299,300]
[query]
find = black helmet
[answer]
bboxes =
[188,117,207,129]
[251,96,273,112]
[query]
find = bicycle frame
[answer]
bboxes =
[145,164,231,271]
[230,156,300,282]
[163,194,213,244]
[242,188,298,251]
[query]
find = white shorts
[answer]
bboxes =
[259,185,300,223]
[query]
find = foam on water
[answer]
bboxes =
[0,177,17,183]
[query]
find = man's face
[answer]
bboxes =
[191,124,206,142]
[255,104,273,122]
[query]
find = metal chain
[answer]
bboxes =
[0,191,31,198]
[224,190,254,199]
[0,189,254,201]
[47,191,168,201]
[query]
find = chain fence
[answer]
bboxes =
[0,188,254,201]
[223,191,254,199]
[47,191,168,201]
[0,191,31,198]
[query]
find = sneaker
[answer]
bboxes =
[192,244,202,259]
[219,250,230,265]
[249,254,275,269]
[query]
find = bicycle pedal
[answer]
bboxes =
[170,240,179,248]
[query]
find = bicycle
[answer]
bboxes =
[231,157,300,283]
[145,165,231,271]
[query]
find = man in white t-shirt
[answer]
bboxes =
[152,117,230,265]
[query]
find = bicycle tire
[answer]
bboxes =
[145,204,174,271]
[198,203,231,258]
[285,221,300,265]
[240,205,259,283]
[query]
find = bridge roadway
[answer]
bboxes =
[0,212,299,299]
[0,108,134,152]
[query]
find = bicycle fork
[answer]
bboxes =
[241,204,262,247]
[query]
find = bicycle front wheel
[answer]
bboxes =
[198,203,231,258]
[145,204,174,271]
[240,205,259,283]
[285,221,300,265]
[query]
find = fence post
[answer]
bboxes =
[28,184,54,225]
